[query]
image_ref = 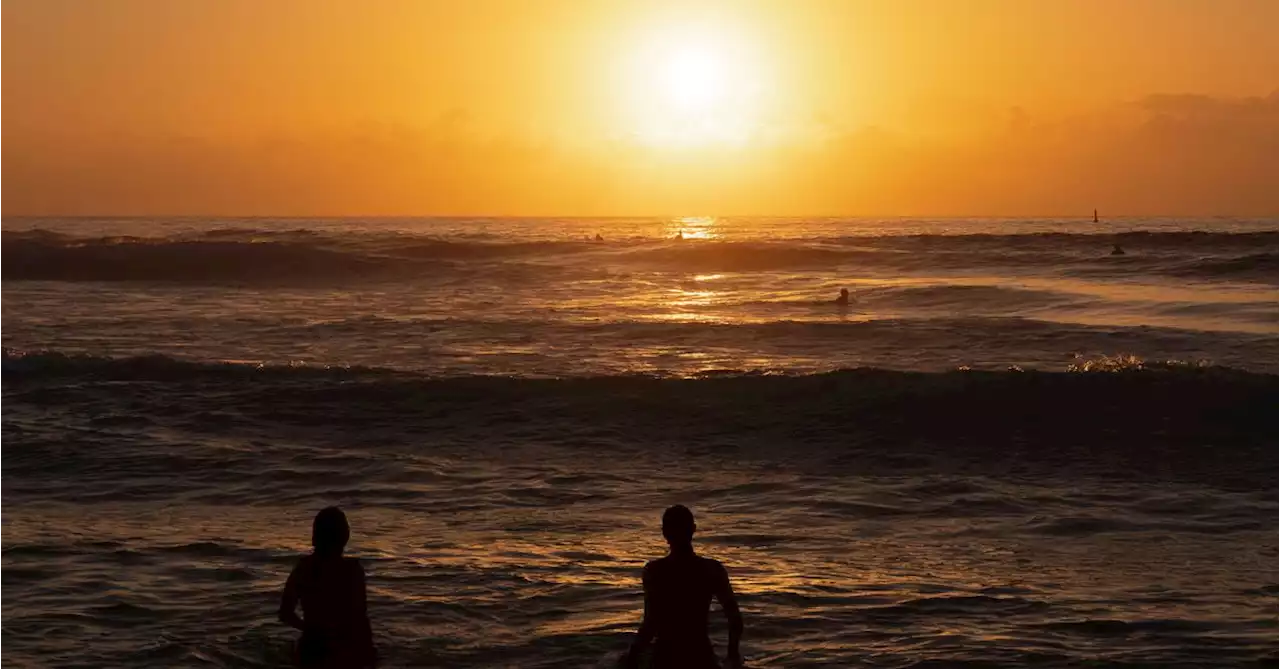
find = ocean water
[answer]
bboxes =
[2,216,1277,375]
[2,216,1277,667]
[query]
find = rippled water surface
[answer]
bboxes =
[2,217,1276,667]
[3,216,1277,374]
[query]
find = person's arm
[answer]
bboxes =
[625,564,655,668]
[715,562,744,667]
[278,561,305,630]
[344,560,378,667]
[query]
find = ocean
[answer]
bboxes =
[2,216,1277,667]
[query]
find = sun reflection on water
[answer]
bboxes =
[667,216,720,240]
[669,288,717,307]
[651,312,722,323]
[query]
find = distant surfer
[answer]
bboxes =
[674,230,685,241]
[1111,244,1125,256]
[834,288,851,305]
[1093,209,1099,223]
[625,505,744,669]
[279,507,377,669]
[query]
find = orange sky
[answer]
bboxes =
[4,0,1277,216]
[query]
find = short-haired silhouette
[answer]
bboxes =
[835,288,850,305]
[279,507,377,668]
[626,505,744,669]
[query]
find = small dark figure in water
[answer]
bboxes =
[626,505,743,669]
[279,507,377,668]
[596,233,605,241]
[1111,244,1125,256]
[675,230,685,241]
[835,288,850,305]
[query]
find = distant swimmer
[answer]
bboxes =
[1093,209,1099,223]
[1111,244,1125,256]
[834,288,851,305]
[625,505,743,669]
[595,233,604,241]
[674,230,685,241]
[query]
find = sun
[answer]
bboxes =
[661,45,731,111]
[619,22,767,147]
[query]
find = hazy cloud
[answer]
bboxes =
[3,93,1275,216]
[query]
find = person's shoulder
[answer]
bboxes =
[644,555,676,578]
[698,556,729,576]
[648,554,675,567]
[342,556,366,573]
[287,554,313,581]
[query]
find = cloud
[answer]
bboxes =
[3,93,1275,216]
[1137,91,1277,117]
[786,91,1278,215]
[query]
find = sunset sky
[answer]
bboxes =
[4,0,1277,216]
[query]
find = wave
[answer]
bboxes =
[5,348,1276,490]
[5,348,1274,417]
[0,238,422,283]
[387,239,590,260]
[629,244,1278,280]
[1,348,395,380]
[4,346,1270,381]
[6,310,1276,376]
[1166,252,1279,279]
[823,229,1278,250]
[855,284,1074,311]
[4,229,1275,283]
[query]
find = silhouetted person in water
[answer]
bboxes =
[835,288,850,305]
[675,230,685,241]
[1111,244,1126,256]
[596,233,605,241]
[626,505,743,669]
[279,507,377,668]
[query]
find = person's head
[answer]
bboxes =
[662,504,696,548]
[312,506,350,557]
[840,288,849,297]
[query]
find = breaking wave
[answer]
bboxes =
[4,229,1275,283]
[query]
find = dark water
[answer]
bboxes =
[2,216,1277,667]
